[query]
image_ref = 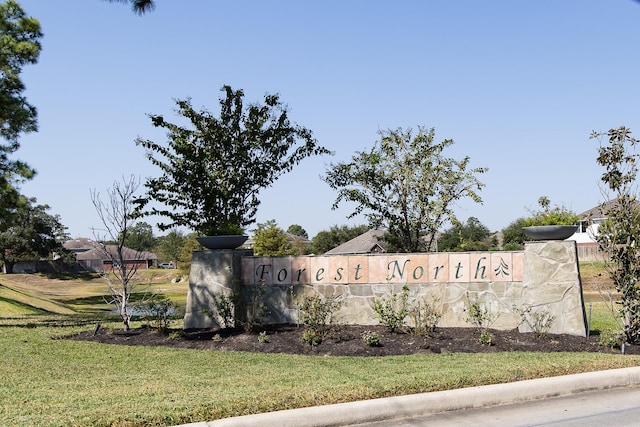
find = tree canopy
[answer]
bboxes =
[324,127,487,252]
[0,196,70,273]
[309,224,371,254]
[252,220,293,256]
[0,0,41,227]
[438,216,495,252]
[155,229,185,264]
[121,221,156,252]
[286,224,308,239]
[0,0,41,150]
[102,0,155,15]
[501,218,527,249]
[136,85,331,236]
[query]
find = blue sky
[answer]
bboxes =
[13,0,640,239]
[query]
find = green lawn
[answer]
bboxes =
[0,269,637,426]
[1,314,638,427]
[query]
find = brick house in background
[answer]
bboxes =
[63,237,158,272]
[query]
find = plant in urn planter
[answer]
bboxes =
[135,85,332,249]
[522,196,579,241]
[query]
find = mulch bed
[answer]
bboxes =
[66,324,639,356]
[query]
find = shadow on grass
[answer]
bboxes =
[0,313,119,328]
[0,296,48,314]
[66,292,172,307]
[43,272,101,281]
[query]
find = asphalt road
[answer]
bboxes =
[355,386,640,427]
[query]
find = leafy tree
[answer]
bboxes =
[286,224,308,239]
[0,1,41,223]
[0,0,41,150]
[501,218,527,249]
[438,217,494,252]
[324,127,487,252]
[289,239,309,256]
[155,229,185,264]
[252,220,293,256]
[102,0,155,15]
[121,221,155,252]
[590,126,640,344]
[0,195,71,273]
[285,224,310,254]
[309,224,371,254]
[135,85,331,236]
[90,175,146,331]
[0,180,21,238]
[177,233,200,277]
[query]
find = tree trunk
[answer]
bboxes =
[120,301,130,331]
[122,312,130,331]
[4,261,14,274]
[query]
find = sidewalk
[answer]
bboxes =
[176,366,640,427]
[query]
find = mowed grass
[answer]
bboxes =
[0,266,638,426]
[0,270,187,315]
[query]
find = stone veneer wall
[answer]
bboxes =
[183,249,252,329]
[183,241,588,336]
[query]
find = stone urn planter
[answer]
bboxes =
[522,225,578,241]
[196,235,249,250]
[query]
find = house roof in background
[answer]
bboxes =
[324,229,388,255]
[64,238,157,261]
[244,232,310,248]
[578,199,640,220]
[63,237,97,251]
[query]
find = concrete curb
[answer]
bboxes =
[177,367,640,427]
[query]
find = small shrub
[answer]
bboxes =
[236,281,271,332]
[213,293,236,328]
[465,295,500,345]
[478,331,494,345]
[410,296,442,336]
[258,331,269,343]
[299,294,343,343]
[297,294,343,345]
[168,331,184,340]
[361,330,382,347]
[137,296,177,332]
[598,328,624,349]
[516,305,556,338]
[523,196,578,226]
[211,333,222,342]
[201,292,237,329]
[372,285,411,333]
[300,329,322,346]
[465,296,500,330]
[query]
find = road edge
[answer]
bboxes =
[177,366,640,427]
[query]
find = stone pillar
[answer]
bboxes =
[521,241,588,336]
[183,249,252,329]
